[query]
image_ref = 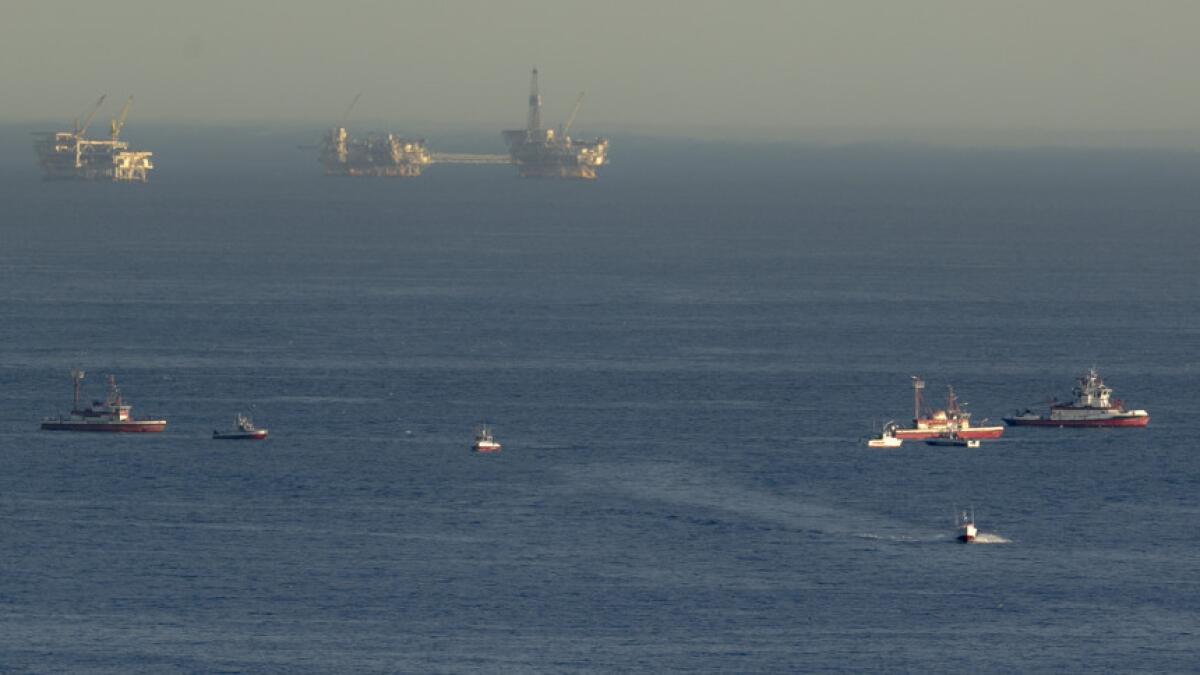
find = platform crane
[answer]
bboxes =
[74,94,107,138]
[339,93,362,129]
[110,96,133,141]
[558,92,585,140]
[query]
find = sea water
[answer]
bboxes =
[0,134,1198,672]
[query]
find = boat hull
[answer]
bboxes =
[213,430,269,440]
[894,426,1004,440]
[1003,415,1149,428]
[925,438,980,447]
[41,420,167,433]
[473,443,502,453]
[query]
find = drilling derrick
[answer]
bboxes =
[502,68,609,180]
[318,94,431,177]
[33,95,154,182]
[527,68,543,137]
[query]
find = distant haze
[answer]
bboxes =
[5,0,1200,146]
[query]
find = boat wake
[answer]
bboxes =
[578,462,1018,547]
[856,531,1013,545]
[586,461,943,542]
[854,532,942,544]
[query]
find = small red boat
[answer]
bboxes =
[892,377,1004,441]
[41,370,167,433]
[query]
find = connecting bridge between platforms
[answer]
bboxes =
[429,153,513,165]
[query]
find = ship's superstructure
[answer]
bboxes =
[33,95,153,182]
[319,94,431,177]
[502,69,608,179]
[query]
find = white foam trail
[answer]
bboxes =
[582,461,941,541]
[971,532,1010,544]
[854,532,942,543]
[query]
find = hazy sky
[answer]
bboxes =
[5,0,1200,143]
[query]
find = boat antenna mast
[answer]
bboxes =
[106,374,121,406]
[953,505,975,526]
[912,376,925,421]
[71,369,85,412]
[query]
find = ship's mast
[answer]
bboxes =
[106,375,121,406]
[527,67,542,134]
[71,369,85,412]
[912,376,925,420]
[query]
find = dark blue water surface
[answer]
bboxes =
[1,134,1199,672]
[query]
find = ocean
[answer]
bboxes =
[1,132,1198,672]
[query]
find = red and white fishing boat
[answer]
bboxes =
[213,414,269,440]
[41,370,167,433]
[892,377,1004,441]
[472,425,502,453]
[1004,368,1149,428]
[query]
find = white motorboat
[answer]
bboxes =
[472,424,502,453]
[866,421,903,448]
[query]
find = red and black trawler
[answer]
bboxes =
[1004,368,1149,428]
[892,377,1005,441]
[41,370,167,433]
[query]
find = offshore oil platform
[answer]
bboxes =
[33,95,154,182]
[502,68,608,179]
[319,94,432,177]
